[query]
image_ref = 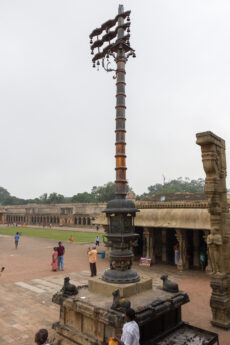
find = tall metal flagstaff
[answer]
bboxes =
[90,5,140,284]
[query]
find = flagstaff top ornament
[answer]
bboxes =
[90,6,136,73]
[89,5,140,284]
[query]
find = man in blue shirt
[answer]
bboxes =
[14,232,20,249]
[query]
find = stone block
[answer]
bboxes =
[136,278,152,294]
[88,277,152,297]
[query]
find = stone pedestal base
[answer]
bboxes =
[51,283,189,345]
[210,274,230,329]
[88,276,152,297]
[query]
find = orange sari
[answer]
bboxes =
[51,250,58,271]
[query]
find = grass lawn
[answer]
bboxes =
[0,227,103,243]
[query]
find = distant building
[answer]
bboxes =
[0,192,225,271]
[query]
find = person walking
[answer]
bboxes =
[88,246,97,277]
[114,308,140,345]
[200,250,206,271]
[57,241,65,271]
[95,235,100,247]
[14,232,20,249]
[51,247,58,272]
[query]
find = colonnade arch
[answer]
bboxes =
[74,216,92,226]
[6,215,60,225]
[6,214,92,227]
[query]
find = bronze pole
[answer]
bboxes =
[115,4,127,199]
[90,4,140,284]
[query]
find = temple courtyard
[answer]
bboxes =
[0,234,228,345]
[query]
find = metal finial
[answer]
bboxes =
[118,4,124,14]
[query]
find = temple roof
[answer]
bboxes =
[141,192,207,202]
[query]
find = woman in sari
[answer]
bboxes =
[51,247,58,272]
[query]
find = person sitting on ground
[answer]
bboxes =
[114,308,140,345]
[69,235,74,243]
[34,329,50,345]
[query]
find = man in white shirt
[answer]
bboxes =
[114,308,140,345]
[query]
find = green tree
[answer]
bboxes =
[144,177,205,196]
[91,182,132,202]
[0,187,10,204]
[2,196,27,205]
[91,182,116,202]
[47,193,65,204]
[71,192,95,203]
[39,193,48,203]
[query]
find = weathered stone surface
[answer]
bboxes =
[51,284,189,345]
[197,131,230,329]
[88,276,152,297]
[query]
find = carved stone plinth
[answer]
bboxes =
[210,274,230,329]
[88,276,152,297]
[51,285,189,345]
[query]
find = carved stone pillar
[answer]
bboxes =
[203,230,212,274]
[143,228,156,264]
[193,230,200,268]
[143,227,151,258]
[175,229,188,271]
[161,229,167,263]
[197,131,230,328]
[150,229,156,264]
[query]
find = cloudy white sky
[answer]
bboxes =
[0,0,230,199]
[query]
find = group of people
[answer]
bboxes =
[51,241,65,271]
[13,230,101,276]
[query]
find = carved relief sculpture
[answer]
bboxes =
[196,131,230,329]
[207,230,223,274]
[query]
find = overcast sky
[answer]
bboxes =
[1,0,230,199]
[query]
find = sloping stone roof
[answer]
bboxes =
[95,207,210,229]
[141,192,207,202]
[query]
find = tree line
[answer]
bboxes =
[0,177,205,205]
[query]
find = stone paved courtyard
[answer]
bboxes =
[0,234,229,344]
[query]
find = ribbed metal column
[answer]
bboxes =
[115,5,127,199]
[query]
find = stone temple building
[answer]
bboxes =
[0,203,105,228]
[0,191,219,272]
